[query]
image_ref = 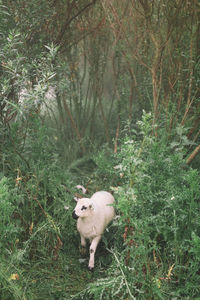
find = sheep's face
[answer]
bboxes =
[72,198,94,219]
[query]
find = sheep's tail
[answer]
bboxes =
[74,185,87,202]
[76,185,87,194]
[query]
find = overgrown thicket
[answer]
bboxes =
[0,0,200,299]
[74,113,200,299]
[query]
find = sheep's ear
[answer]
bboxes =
[74,196,79,202]
[89,204,94,210]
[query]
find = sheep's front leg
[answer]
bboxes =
[80,235,87,256]
[88,235,101,271]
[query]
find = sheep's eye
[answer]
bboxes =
[81,205,87,210]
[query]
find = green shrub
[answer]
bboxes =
[0,177,23,299]
[74,113,200,299]
[0,177,19,252]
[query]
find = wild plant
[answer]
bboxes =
[0,177,19,252]
[72,112,200,299]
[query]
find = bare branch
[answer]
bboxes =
[186,144,200,165]
[56,0,97,45]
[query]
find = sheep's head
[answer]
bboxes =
[72,198,94,219]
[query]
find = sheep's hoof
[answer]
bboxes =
[88,266,94,272]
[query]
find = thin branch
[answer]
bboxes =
[114,115,120,153]
[6,122,30,170]
[186,144,200,165]
[62,98,86,153]
[108,249,136,300]
[56,0,97,45]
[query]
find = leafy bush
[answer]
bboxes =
[92,145,118,190]
[0,177,22,299]
[0,177,19,251]
[73,113,200,299]
[0,156,79,299]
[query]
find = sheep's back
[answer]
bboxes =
[92,191,115,224]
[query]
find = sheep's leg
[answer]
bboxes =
[80,235,87,256]
[88,235,101,271]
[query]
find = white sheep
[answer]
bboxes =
[72,190,115,271]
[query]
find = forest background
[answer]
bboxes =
[0,0,200,299]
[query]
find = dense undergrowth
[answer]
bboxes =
[1,3,200,298]
[1,112,200,299]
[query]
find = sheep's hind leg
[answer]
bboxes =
[80,235,87,256]
[88,235,101,271]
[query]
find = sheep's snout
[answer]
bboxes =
[72,210,79,220]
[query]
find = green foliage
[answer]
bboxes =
[0,27,58,172]
[0,1,200,298]
[74,113,200,299]
[92,145,118,190]
[0,145,81,299]
[0,177,19,250]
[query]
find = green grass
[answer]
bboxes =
[0,238,114,300]
[22,253,93,299]
[1,253,91,299]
